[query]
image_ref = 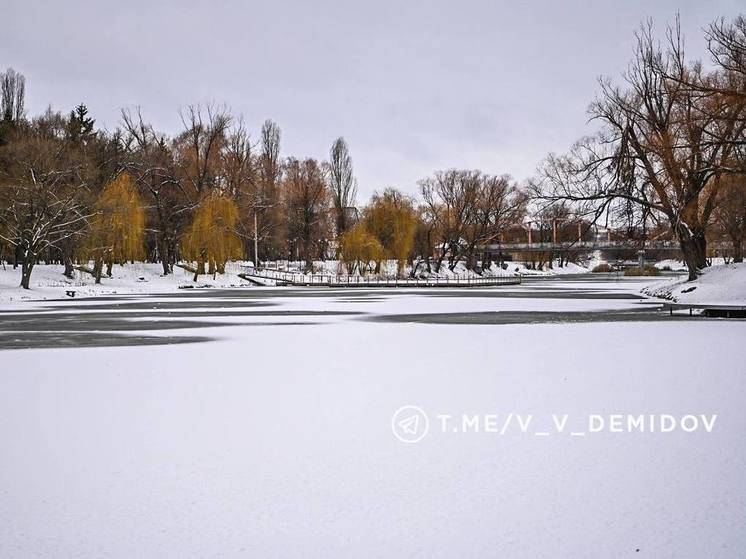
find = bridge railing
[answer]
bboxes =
[243,267,520,287]
[479,240,732,251]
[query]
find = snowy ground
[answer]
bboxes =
[643,263,746,305]
[1,277,745,557]
[0,262,253,304]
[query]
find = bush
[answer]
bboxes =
[592,263,613,273]
[623,265,660,277]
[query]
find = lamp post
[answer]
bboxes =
[254,211,259,270]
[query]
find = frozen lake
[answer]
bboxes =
[1,276,745,557]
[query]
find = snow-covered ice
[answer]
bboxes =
[1,277,745,557]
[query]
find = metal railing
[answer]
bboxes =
[242,267,520,287]
[479,240,733,252]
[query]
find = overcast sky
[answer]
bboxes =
[4,0,744,200]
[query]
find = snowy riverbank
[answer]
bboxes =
[642,263,746,305]
[0,259,594,303]
[0,262,253,304]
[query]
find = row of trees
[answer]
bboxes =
[340,173,527,278]
[533,15,746,279]
[0,75,530,286]
[0,78,371,286]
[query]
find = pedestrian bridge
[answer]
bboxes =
[239,268,521,288]
[479,240,730,254]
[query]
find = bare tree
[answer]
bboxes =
[420,169,479,272]
[463,174,527,270]
[707,16,746,85]
[0,113,90,288]
[535,20,746,280]
[174,103,230,201]
[327,137,357,236]
[283,158,331,271]
[255,119,283,260]
[1,68,26,123]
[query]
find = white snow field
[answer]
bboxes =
[1,277,745,558]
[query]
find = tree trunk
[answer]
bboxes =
[731,233,743,263]
[675,221,707,280]
[20,257,35,289]
[93,258,103,284]
[465,250,478,271]
[63,255,74,279]
[61,239,75,278]
[434,253,444,273]
[694,230,707,268]
[157,235,171,275]
[679,238,704,280]
[106,260,113,278]
[168,237,179,272]
[448,251,462,272]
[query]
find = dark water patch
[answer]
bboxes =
[41,299,276,311]
[0,331,213,350]
[418,289,644,300]
[147,288,379,299]
[12,308,361,319]
[0,314,238,331]
[0,309,343,331]
[363,308,701,325]
[518,273,683,283]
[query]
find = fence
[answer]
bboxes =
[242,267,521,287]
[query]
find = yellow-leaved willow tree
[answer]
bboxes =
[182,194,242,280]
[339,224,383,275]
[88,173,146,283]
[363,188,419,277]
